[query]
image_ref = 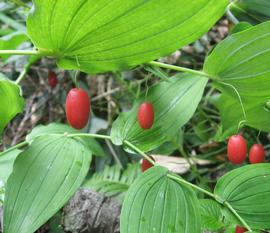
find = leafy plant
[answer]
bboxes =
[0,1,270,233]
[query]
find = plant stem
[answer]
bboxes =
[15,57,40,85]
[168,173,252,232]
[123,140,155,165]
[148,61,212,79]
[67,133,112,140]
[0,141,28,157]
[167,173,216,199]
[0,50,46,56]
[224,201,252,232]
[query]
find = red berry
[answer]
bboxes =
[249,144,265,164]
[48,71,57,88]
[227,135,247,164]
[141,157,154,172]
[235,226,247,233]
[137,102,154,129]
[66,88,90,129]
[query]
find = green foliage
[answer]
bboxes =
[111,73,208,152]
[200,199,224,231]
[83,163,140,201]
[0,149,21,183]
[215,164,270,229]
[26,123,106,157]
[230,0,270,25]
[204,21,270,135]
[121,166,201,233]
[0,74,24,135]
[4,135,92,233]
[27,0,228,74]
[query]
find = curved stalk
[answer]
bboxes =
[148,61,213,79]
[168,173,252,232]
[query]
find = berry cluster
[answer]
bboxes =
[228,134,265,165]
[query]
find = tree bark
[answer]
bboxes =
[62,189,121,233]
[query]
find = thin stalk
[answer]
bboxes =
[168,173,252,232]
[0,141,28,157]
[123,140,155,165]
[167,173,216,199]
[148,61,212,79]
[15,57,40,84]
[0,50,50,56]
[224,201,252,232]
[67,133,112,140]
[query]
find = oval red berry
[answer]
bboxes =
[66,88,90,129]
[235,226,247,233]
[249,144,265,164]
[48,71,57,88]
[137,102,154,129]
[227,135,247,164]
[141,157,154,172]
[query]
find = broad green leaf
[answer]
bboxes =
[214,164,270,229]
[204,22,270,133]
[111,73,208,152]
[26,123,106,157]
[4,135,92,233]
[121,166,201,233]
[0,32,29,61]
[230,21,252,35]
[200,199,224,231]
[0,149,21,183]
[230,0,270,25]
[0,75,24,134]
[27,0,228,74]
[83,163,140,201]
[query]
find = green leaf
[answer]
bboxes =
[4,135,92,233]
[0,149,21,183]
[214,164,270,229]
[27,0,228,74]
[111,73,208,152]
[0,75,24,134]
[230,0,270,25]
[200,199,224,231]
[26,123,106,157]
[121,166,201,233]
[83,163,140,201]
[204,22,270,133]
[230,21,252,35]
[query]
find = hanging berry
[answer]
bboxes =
[249,144,265,164]
[48,71,57,88]
[235,226,247,233]
[141,157,154,172]
[227,135,247,164]
[66,88,90,129]
[137,102,154,129]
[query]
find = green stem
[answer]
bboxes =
[167,173,216,199]
[15,57,40,85]
[148,61,212,79]
[0,141,29,157]
[0,50,46,56]
[224,201,252,232]
[123,140,155,165]
[67,133,112,140]
[168,173,252,232]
